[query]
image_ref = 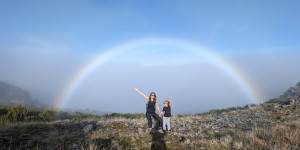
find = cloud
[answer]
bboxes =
[230,47,300,99]
[61,46,300,114]
[0,37,83,104]
[1,37,299,114]
[63,58,256,114]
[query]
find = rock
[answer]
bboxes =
[72,143,80,149]
[184,138,190,144]
[131,137,136,142]
[237,125,251,131]
[179,136,185,142]
[172,132,178,136]
[137,128,144,134]
[228,123,235,128]
[97,120,105,125]
[137,122,143,127]
[82,124,93,133]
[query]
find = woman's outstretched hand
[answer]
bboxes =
[134,88,149,101]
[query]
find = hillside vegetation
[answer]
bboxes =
[0,82,300,149]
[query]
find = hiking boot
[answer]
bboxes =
[148,128,153,133]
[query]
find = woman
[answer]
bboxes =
[134,88,164,133]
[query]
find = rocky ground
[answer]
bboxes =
[1,96,300,149]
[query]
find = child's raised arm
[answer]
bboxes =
[134,88,149,101]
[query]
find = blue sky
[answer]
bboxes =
[1,0,300,113]
[1,0,299,51]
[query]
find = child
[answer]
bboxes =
[160,96,172,132]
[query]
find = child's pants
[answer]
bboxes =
[163,117,171,130]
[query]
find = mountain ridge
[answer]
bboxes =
[0,80,105,115]
[0,81,51,110]
[280,81,300,99]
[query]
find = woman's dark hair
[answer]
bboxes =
[149,92,157,103]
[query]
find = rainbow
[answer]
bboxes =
[55,37,263,108]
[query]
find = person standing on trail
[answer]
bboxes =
[134,88,164,134]
[160,96,172,132]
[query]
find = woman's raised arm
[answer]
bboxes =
[134,88,149,101]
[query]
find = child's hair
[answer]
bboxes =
[164,100,170,107]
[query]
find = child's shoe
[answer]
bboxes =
[158,128,164,134]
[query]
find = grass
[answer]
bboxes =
[1,101,300,149]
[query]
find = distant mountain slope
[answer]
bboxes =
[0,81,50,110]
[280,81,300,98]
[0,81,31,101]
[0,81,105,115]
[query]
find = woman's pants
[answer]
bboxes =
[146,112,163,128]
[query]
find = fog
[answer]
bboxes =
[1,42,299,114]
